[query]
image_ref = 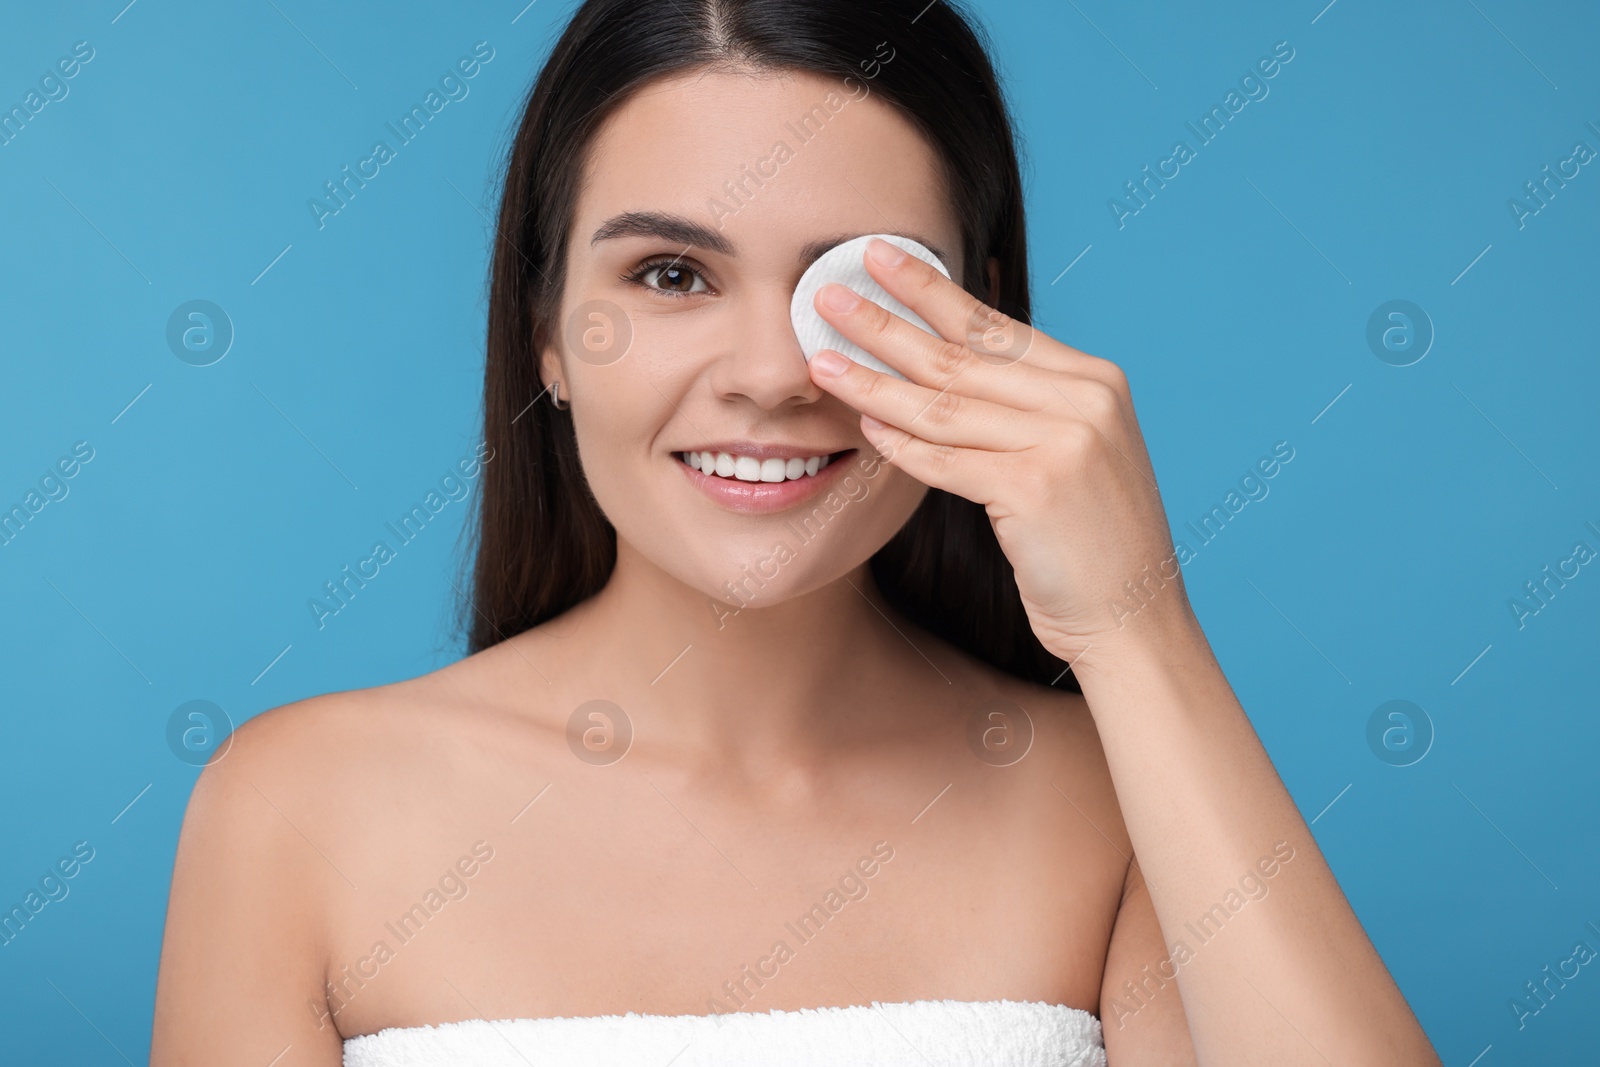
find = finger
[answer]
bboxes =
[859,237,1127,386]
[858,414,1008,506]
[808,347,1036,452]
[812,282,1053,412]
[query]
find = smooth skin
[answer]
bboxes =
[151,65,1434,1066]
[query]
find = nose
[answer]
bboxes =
[705,286,827,410]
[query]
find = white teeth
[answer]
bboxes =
[679,450,836,483]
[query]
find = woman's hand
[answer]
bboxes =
[806,237,1194,672]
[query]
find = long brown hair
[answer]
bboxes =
[459,0,1080,692]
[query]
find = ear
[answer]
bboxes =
[985,256,1001,306]
[538,338,563,397]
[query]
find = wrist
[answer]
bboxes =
[1060,604,1211,690]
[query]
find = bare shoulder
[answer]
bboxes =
[171,685,420,916]
[154,687,406,1057]
[921,633,1131,860]
[177,638,569,894]
[899,632,1135,997]
[188,679,437,825]
[1022,678,1131,859]
[911,626,1111,773]
[153,639,576,1054]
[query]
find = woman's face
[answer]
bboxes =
[542,66,966,612]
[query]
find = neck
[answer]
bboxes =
[558,538,917,770]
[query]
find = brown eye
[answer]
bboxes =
[631,259,710,296]
[655,265,696,292]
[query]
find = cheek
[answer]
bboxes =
[561,346,693,532]
[566,373,667,484]
[855,466,932,546]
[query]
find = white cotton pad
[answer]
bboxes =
[790,233,951,382]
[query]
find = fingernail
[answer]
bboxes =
[867,238,906,267]
[821,284,861,312]
[811,349,849,376]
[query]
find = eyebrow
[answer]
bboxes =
[591,211,734,257]
[590,210,949,270]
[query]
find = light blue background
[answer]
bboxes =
[2,0,1597,1062]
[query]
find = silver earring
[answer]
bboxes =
[549,380,569,410]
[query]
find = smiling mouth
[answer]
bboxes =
[676,449,856,483]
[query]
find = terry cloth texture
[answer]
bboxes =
[343,998,1108,1067]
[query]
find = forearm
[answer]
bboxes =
[1071,611,1440,1066]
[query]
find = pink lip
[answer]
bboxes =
[676,449,858,514]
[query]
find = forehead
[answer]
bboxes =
[576,66,960,273]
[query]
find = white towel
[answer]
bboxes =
[343,998,1106,1067]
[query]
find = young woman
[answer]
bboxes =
[152,1,1443,1063]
